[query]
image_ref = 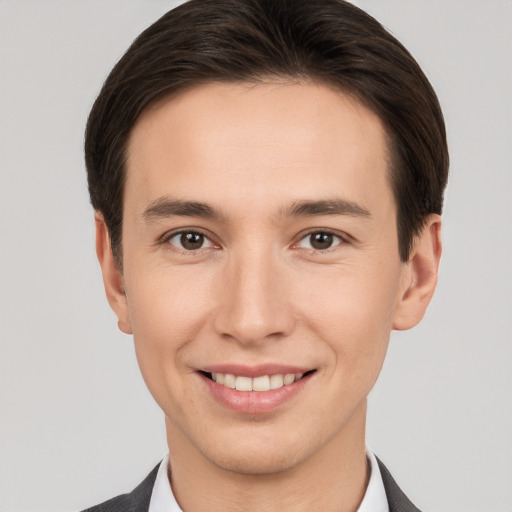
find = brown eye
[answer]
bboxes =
[310,232,333,250]
[167,231,214,251]
[181,232,204,250]
[297,231,342,251]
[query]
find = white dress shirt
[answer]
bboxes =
[148,448,389,512]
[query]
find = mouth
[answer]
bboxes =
[197,365,317,413]
[201,370,316,391]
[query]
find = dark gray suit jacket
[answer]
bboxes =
[81,458,420,512]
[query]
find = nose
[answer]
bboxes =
[213,248,295,345]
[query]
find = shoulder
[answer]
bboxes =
[80,463,160,512]
[376,457,422,512]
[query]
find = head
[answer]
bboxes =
[86,0,448,267]
[86,0,448,481]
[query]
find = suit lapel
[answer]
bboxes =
[81,463,159,512]
[377,457,421,512]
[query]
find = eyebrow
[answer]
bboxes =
[284,199,371,218]
[142,197,371,222]
[142,198,221,221]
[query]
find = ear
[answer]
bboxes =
[393,214,442,331]
[95,213,132,334]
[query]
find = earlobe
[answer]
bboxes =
[393,215,442,331]
[95,213,132,335]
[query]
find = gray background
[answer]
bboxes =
[1,1,510,511]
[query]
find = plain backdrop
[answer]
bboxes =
[1,1,511,511]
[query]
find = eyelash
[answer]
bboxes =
[293,229,347,254]
[161,229,218,254]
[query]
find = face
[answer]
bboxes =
[99,81,437,475]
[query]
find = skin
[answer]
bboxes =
[96,81,441,511]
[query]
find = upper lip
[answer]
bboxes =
[200,364,314,378]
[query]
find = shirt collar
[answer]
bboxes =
[148,455,182,512]
[359,447,390,512]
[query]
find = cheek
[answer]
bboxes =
[128,261,213,335]
[125,265,212,401]
[297,261,401,379]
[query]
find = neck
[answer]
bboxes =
[166,403,369,512]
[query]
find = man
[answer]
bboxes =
[82,0,448,510]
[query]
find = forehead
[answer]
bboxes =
[124,81,393,216]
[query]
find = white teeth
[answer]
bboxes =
[283,373,295,385]
[252,375,270,391]
[210,372,306,391]
[223,374,236,389]
[235,376,252,391]
[270,374,284,389]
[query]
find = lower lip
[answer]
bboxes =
[201,374,311,414]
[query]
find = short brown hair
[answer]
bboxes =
[85,0,448,264]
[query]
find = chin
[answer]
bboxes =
[199,429,317,476]
[209,446,304,476]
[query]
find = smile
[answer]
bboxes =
[210,372,305,391]
[199,366,316,413]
